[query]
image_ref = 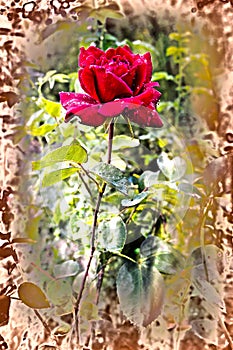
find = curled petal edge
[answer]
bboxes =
[59,92,163,128]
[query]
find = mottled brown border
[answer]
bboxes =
[0,0,232,349]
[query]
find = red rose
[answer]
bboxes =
[60,45,162,127]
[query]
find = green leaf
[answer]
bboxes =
[168,32,191,42]
[166,46,188,57]
[166,46,179,57]
[103,192,126,205]
[152,72,174,81]
[104,33,118,41]
[53,323,71,336]
[80,300,99,321]
[130,40,159,64]
[29,123,57,136]
[157,138,168,148]
[40,70,57,82]
[169,32,182,41]
[53,260,81,278]
[91,163,130,196]
[178,182,202,199]
[68,72,79,92]
[46,279,73,315]
[121,192,148,207]
[116,260,164,327]
[72,271,87,294]
[157,101,174,113]
[18,282,50,309]
[98,217,127,252]
[32,144,87,170]
[37,97,61,118]
[37,70,57,90]
[47,73,70,89]
[52,73,70,83]
[140,236,185,274]
[42,167,79,187]
[112,135,140,150]
[139,171,160,189]
[153,252,184,275]
[157,153,186,181]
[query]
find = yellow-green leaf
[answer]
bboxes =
[42,167,79,187]
[53,324,71,336]
[29,123,57,136]
[112,135,140,150]
[152,72,174,81]
[18,282,50,309]
[166,46,179,57]
[80,301,99,321]
[32,144,87,170]
[37,97,61,118]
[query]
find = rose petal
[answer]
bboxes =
[105,47,117,59]
[133,60,148,95]
[62,45,163,129]
[115,46,135,63]
[99,85,161,116]
[59,92,106,126]
[121,45,133,53]
[79,67,100,102]
[79,46,104,68]
[127,86,161,106]
[77,106,108,126]
[98,101,126,117]
[92,67,133,102]
[60,92,97,109]
[121,66,136,89]
[143,52,153,82]
[146,81,160,88]
[125,104,163,127]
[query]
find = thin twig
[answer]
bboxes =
[34,309,51,335]
[79,172,95,202]
[95,265,106,305]
[78,163,99,188]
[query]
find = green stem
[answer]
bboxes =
[96,19,105,50]
[113,252,137,264]
[74,120,115,343]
